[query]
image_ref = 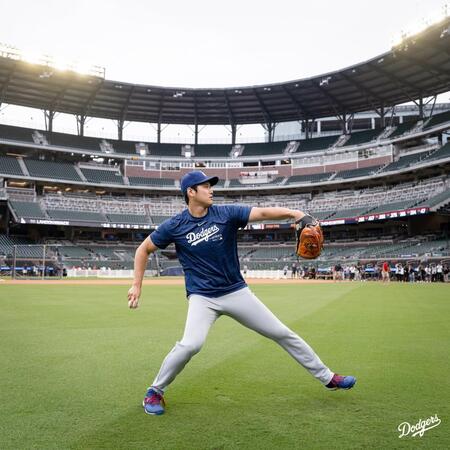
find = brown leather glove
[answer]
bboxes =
[295,214,324,259]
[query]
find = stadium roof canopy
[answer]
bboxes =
[0,19,449,126]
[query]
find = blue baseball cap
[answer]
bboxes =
[180,170,219,194]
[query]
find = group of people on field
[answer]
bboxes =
[332,261,449,282]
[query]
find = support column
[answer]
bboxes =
[418,96,424,120]
[118,119,124,141]
[76,115,86,136]
[303,119,309,139]
[194,123,198,145]
[379,105,385,128]
[157,121,161,143]
[44,110,55,133]
[231,124,236,145]
[340,113,347,134]
[267,122,273,142]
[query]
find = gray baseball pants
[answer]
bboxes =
[152,287,333,391]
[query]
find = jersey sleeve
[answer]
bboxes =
[226,204,252,229]
[149,219,174,249]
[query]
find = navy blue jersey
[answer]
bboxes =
[150,204,252,298]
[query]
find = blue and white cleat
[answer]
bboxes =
[143,387,166,415]
[326,373,356,390]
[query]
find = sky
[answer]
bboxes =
[0,0,449,140]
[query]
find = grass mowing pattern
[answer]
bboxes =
[0,283,449,449]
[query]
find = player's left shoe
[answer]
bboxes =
[143,387,165,415]
[326,373,356,390]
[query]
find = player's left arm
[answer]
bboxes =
[248,206,305,223]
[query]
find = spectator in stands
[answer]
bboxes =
[381,261,390,282]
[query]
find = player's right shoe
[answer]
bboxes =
[143,387,165,415]
[325,373,356,390]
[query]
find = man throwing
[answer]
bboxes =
[128,171,356,415]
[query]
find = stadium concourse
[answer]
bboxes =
[0,16,450,280]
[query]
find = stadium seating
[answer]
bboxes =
[287,172,334,184]
[0,124,35,142]
[151,214,172,225]
[333,206,373,218]
[368,200,420,214]
[0,156,24,176]
[24,159,83,182]
[388,120,418,138]
[112,140,139,155]
[147,143,182,157]
[241,141,287,156]
[106,213,149,224]
[423,109,450,129]
[415,189,450,209]
[296,135,339,152]
[343,129,382,147]
[47,209,107,222]
[88,246,119,259]
[309,210,336,220]
[334,166,382,180]
[247,246,294,260]
[47,131,104,152]
[381,151,430,172]
[0,234,44,258]
[424,142,450,162]
[9,201,47,219]
[128,176,176,187]
[194,144,231,158]
[58,246,93,258]
[80,168,124,185]
[228,177,284,187]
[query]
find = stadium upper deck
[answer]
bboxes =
[0,108,449,194]
[0,17,449,132]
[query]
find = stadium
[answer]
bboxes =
[1,3,449,449]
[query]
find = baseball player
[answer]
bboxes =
[127,170,356,415]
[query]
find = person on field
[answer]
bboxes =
[381,261,390,282]
[127,171,356,415]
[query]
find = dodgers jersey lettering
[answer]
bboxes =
[150,204,252,298]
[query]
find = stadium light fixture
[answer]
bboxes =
[0,42,105,78]
[391,3,449,49]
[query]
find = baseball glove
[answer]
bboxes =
[295,214,324,259]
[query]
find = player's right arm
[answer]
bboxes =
[127,236,158,309]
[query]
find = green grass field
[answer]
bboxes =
[0,282,449,449]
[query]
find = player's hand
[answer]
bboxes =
[127,285,141,309]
